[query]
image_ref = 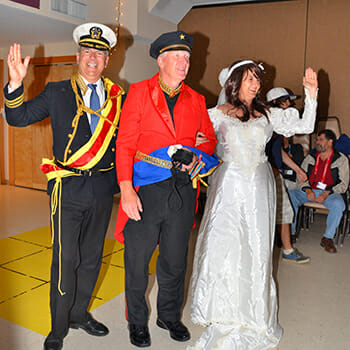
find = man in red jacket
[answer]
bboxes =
[115,31,216,347]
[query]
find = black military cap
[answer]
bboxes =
[150,31,193,59]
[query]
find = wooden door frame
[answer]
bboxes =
[7,55,77,185]
[0,59,4,184]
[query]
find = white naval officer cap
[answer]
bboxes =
[73,22,117,51]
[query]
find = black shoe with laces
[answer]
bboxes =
[44,337,63,350]
[70,317,109,336]
[156,318,190,342]
[128,323,151,347]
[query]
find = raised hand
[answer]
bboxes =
[7,43,30,90]
[303,67,318,99]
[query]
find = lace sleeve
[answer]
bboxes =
[269,88,318,137]
[208,107,220,132]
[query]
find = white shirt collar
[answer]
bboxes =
[80,75,104,96]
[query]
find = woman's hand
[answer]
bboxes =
[303,67,318,99]
[7,43,30,91]
[218,103,243,118]
[195,131,209,146]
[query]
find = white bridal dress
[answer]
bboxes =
[189,90,317,350]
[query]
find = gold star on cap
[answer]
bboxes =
[150,31,193,59]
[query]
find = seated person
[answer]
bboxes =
[267,88,305,191]
[266,86,297,110]
[266,88,309,263]
[282,135,305,190]
[289,129,349,253]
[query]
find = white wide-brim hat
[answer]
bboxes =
[266,87,297,102]
[73,22,117,51]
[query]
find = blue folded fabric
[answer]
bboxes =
[335,133,350,155]
[133,146,221,187]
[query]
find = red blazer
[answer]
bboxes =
[114,73,216,242]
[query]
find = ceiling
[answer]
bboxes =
[150,0,263,24]
[0,0,271,48]
[0,3,77,48]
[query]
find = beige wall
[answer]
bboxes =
[0,0,175,181]
[180,1,308,108]
[306,0,350,132]
[180,0,350,136]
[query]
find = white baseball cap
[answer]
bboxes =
[266,87,297,102]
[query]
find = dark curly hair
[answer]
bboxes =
[318,129,337,146]
[225,61,269,122]
[268,96,292,108]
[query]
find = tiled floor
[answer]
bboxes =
[1,184,350,350]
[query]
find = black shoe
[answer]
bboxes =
[156,318,190,342]
[70,317,109,336]
[44,338,63,350]
[128,324,151,347]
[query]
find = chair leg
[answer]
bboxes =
[340,211,348,247]
[309,208,314,224]
[296,206,304,238]
[334,225,340,247]
[302,206,308,230]
[305,207,312,229]
[335,211,347,247]
[341,230,346,246]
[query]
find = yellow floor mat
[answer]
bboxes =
[11,226,52,248]
[0,237,43,265]
[4,249,51,282]
[0,226,158,336]
[0,283,50,335]
[89,263,125,310]
[0,268,45,303]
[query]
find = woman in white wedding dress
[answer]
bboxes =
[189,60,318,350]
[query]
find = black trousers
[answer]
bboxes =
[48,178,113,340]
[124,174,197,325]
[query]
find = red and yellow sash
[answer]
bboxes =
[41,75,124,180]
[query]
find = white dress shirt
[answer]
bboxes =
[80,76,105,125]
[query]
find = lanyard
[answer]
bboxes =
[313,150,334,183]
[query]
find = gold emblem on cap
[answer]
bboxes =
[90,27,102,40]
[180,34,185,40]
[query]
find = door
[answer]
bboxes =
[9,56,78,190]
[0,59,4,184]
